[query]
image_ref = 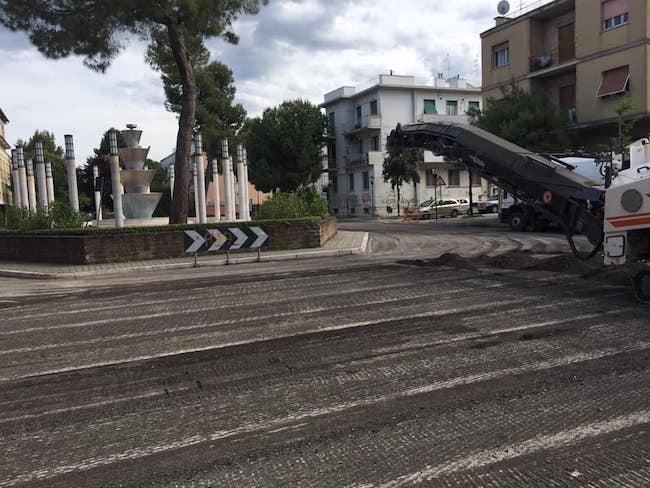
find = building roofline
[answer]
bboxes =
[0,135,9,150]
[322,82,481,107]
[0,108,8,124]
[480,0,574,38]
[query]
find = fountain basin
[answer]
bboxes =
[122,193,162,219]
[121,169,156,194]
[119,147,150,170]
[122,129,143,149]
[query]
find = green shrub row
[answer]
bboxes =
[4,201,85,231]
[258,188,329,220]
[0,216,329,236]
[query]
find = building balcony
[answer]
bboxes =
[344,115,382,135]
[418,114,470,124]
[528,49,577,78]
[346,151,384,169]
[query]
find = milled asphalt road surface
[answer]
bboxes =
[0,217,648,487]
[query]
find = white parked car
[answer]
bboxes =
[418,199,467,219]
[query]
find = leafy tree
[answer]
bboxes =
[470,84,569,151]
[245,100,327,193]
[0,0,268,224]
[614,93,637,147]
[147,31,247,160]
[21,130,69,204]
[382,148,421,216]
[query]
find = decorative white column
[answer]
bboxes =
[230,157,237,220]
[108,131,124,227]
[212,158,220,221]
[191,159,200,222]
[236,145,247,221]
[221,139,235,221]
[168,164,175,199]
[243,148,251,221]
[26,159,37,211]
[64,135,80,212]
[93,164,102,224]
[193,133,207,224]
[11,149,21,208]
[45,161,55,205]
[16,146,29,209]
[34,141,48,208]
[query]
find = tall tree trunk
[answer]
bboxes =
[396,184,401,216]
[166,17,197,224]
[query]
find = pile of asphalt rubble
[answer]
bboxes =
[405,252,648,288]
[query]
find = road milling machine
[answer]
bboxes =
[387,122,650,303]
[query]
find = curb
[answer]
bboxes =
[0,232,370,280]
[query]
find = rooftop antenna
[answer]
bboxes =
[497,0,510,15]
[446,53,450,78]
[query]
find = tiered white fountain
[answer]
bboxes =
[119,124,161,219]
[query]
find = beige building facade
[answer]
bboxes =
[481,0,650,146]
[0,109,12,209]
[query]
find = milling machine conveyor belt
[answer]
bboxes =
[387,122,605,244]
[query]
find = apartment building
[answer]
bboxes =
[481,0,650,146]
[0,109,12,210]
[322,74,487,217]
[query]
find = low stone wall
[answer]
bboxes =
[0,217,337,264]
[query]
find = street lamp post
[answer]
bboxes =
[369,175,375,216]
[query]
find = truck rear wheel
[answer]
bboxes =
[632,271,650,304]
[509,212,526,232]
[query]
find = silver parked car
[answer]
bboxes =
[477,196,500,214]
[418,199,466,219]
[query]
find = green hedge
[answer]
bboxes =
[0,216,328,236]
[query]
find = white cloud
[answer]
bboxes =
[0,0,553,162]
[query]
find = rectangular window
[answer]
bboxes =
[331,175,338,193]
[355,106,362,127]
[446,101,458,116]
[448,169,460,187]
[470,170,481,186]
[362,171,370,191]
[468,101,480,113]
[423,99,437,115]
[349,173,355,192]
[372,135,379,151]
[425,169,437,187]
[597,65,630,97]
[370,100,378,115]
[328,111,335,127]
[493,42,509,68]
[327,142,336,169]
[602,0,629,30]
[358,139,364,154]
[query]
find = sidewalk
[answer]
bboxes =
[0,231,369,280]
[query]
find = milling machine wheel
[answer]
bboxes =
[632,271,650,304]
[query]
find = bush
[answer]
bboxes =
[5,201,85,230]
[258,188,329,220]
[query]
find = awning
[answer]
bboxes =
[597,65,630,97]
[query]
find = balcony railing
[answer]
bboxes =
[346,151,384,168]
[346,114,382,133]
[529,46,575,73]
[419,113,470,124]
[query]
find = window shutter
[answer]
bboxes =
[597,65,630,97]
[602,0,629,20]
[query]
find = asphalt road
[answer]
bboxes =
[0,217,648,487]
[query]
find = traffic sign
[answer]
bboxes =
[184,227,268,253]
[435,175,446,186]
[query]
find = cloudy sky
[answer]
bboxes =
[0,0,551,162]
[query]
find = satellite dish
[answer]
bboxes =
[497,0,510,15]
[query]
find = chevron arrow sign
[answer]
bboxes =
[184,230,206,253]
[184,227,269,253]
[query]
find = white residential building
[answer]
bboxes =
[322,74,491,217]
